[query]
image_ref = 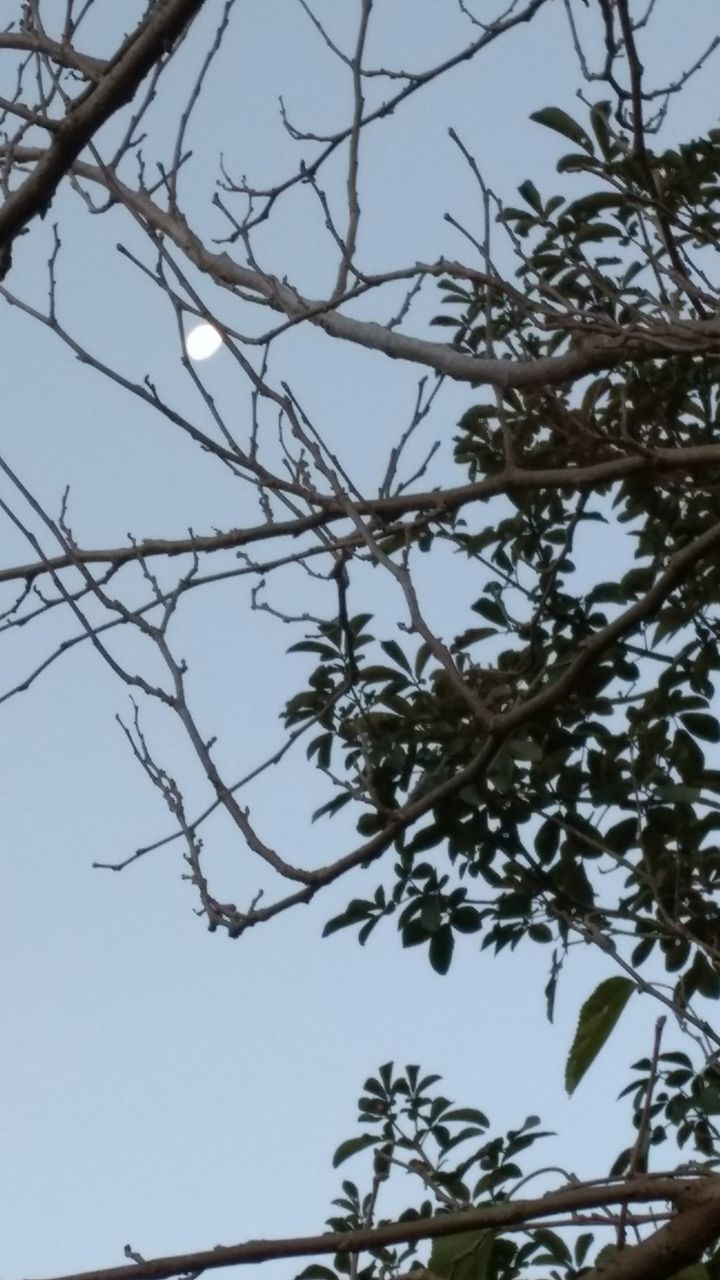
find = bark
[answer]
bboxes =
[27,1176,715,1280]
[0,0,209,278]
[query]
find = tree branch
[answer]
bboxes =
[28,1176,715,1280]
[2,440,720,586]
[0,0,209,278]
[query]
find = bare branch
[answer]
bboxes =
[0,0,209,277]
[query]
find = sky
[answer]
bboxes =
[1,4,719,1280]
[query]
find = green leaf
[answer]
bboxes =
[331,1133,379,1168]
[528,923,553,943]
[655,783,701,804]
[574,1233,594,1267]
[429,1231,494,1280]
[565,977,634,1095]
[535,818,560,863]
[380,639,412,674]
[443,1107,490,1127]
[322,899,372,937]
[472,597,506,626]
[415,642,433,677]
[357,664,410,686]
[565,192,623,218]
[452,627,498,651]
[509,738,543,762]
[518,179,543,214]
[421,897,444,934]
[531,106,593,153]
[680,712,720,743]
[556,153,598,174]
[407,824,443,854]
[312,792,352,822]
[590,101,614,156]
[287,640,338,657]
[429,925,454,975]
[451,906,483,934]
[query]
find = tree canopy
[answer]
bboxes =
[3,3,720,1280]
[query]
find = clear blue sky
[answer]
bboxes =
[1,4,718,1279]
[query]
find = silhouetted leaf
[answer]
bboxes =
[531,106,593,152]
[429,925,454,975]
[518,180,543,214]
[332,1134,379,1168]
[680,712,720,743]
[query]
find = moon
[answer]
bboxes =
[185,322,222,361]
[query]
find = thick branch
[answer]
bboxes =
[28,1176,711,1280]
[29,157,720,389]
[0,0,209,278]
[2,441,720,586]
[586,1178,720,1280]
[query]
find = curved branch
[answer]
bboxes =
[27,1175,715,1280]
[21,156,720,390]
[0,0,209,278]
[2,441,720,585]
[0,31,105,79]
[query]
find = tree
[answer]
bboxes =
[3,2,720,1279]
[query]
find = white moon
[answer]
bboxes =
[186,322,222,361]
